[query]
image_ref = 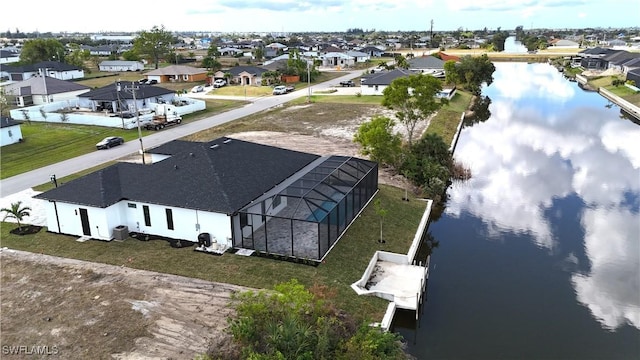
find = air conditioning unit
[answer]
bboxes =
[113,225,129,240]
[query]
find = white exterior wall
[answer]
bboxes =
[32,89,91,106]
[360,84,387,96]
[99,62,144,72]
[41,200,112,240]
[0,125,23,146]
[42,69,85,80]
[121,201,231,245]
[147,75,162,83]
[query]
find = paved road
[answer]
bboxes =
[0,71,363,197]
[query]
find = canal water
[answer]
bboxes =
[396,62,640,359]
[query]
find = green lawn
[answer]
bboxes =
[0,99,245,179]
[0,185,426,321]
[211,85,274,97]
[426,91,473,145]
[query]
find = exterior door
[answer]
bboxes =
[79,208,91,236]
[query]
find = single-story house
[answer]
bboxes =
[603,51,640,72]
[218,47,244,56]
[2,75,91,107]
[550,39,580,48]
[360,69,419,96]
[622,57,640,75]
[0,116,23,146]
[578,47,617,70]
[3,61,85,81]
[320,52,355,68]
[408,56,445,77]
[214,66,268,86]
[77,82,177,113]
[99,60,144,72]
[346,50,370,63]
[34,137,378,262]
[0,49,20,64]
[144,65,207,83]
[627,68,640,86]
[359,46,385,57]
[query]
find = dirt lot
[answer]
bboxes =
[1,99,424,359]
[1,249,247,359]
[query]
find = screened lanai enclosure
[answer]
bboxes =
[231,155,378,261]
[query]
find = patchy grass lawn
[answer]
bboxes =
[292,95,384,105]
[75,72,142,88]
[0,185,425,321]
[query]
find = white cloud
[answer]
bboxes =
[572,207,640,330]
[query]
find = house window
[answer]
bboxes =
[143,205,151,226]
[165,209,174,230]
[240,213,248,227]
[273,195,281,208]
[128,203,137,208]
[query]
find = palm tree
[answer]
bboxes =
[1,201,31,233]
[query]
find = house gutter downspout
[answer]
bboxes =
[51,200,61,233]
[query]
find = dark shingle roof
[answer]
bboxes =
[78,82,174,101]
[35,137,320,214]
[408,56,445,69]
[361,69,419,86]
[228,66,268,76]
[2,76,90,95]
[4,61,81,73]
[0,116,21,128]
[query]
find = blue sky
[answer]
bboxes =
[6,0,638,34]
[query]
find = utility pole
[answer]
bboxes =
[307,60,311,103]
[430,19,434,49]
[119,82,145,164]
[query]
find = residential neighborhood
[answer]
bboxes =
[1,20,639,360]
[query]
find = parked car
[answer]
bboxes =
[273,85,287,95]
[285,85,295,93]
[191,85,204,93]
[340,80,355,87]
[96,136,124,150]
[213,79,227,88]
[148,79,158,85]
[138,78,148,84]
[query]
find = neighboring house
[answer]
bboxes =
[345,50,370,63]
[144,65,207,83]
[33,137,378,262]
[0,49,20,64]
[77,82,176,113]
[437,52,461,62]
[578,47,617,69]
[218,47,244,56]
[0,116,23,146]
[603,51,640,72]
[626,68,640,85]
[550,39,580,48]
[266,42,287,50]
[320,52,355,68]
[99,60,144,72]
[2,75,91,107]
[360,69,419,96]
[359,46,385,57]
[214,66,268,86]
[2,61,85,81]
[622,57,640,76]
[408,55,445,77]
[261,59,289,72]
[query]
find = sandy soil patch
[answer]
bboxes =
[0,249,247,360]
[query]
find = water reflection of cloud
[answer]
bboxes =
[492,63,575,102]
[447,68,640,330]
[572,207,640,330]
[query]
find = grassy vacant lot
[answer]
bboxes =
[426,91,473,145]
[0,185,426,321]
[212,85,274,97]
[0,99,244,179]
[293,94,384,105]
